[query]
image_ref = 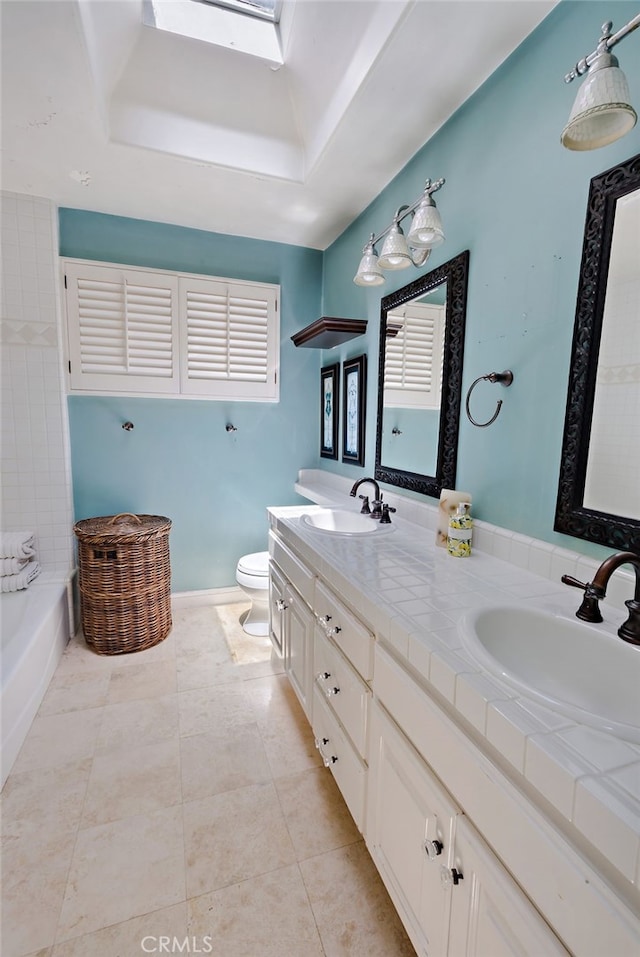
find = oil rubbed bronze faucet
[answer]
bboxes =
[350,478,384,518]
[562,551,640,645]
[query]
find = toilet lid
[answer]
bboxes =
[238,551,269,576]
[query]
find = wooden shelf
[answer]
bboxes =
[291,317,367,349]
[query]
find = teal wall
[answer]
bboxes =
[62,1,640,589]
[319,0,640,560]
[61,211,323,591]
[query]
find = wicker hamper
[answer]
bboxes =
[74,513,172,655]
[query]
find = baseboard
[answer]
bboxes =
[171,586,245,609]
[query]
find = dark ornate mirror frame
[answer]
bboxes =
[554,153,640,552]
[375,249,469,498]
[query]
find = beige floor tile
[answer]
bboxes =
[38,670,111,716]
[103,631,177,667]
[275,766,361,860]
[178,683,254,738]
[56,805,185,942]
[54,631,111,676]
[80,739,182,827]
[172,608,232,658]
[176,649,240,692]
[187,864,324,956]
[12,708,103,774]
[300,842,416,956]
[97,693,179,752]
[1,758,92,839]
[180,724,271,802]
[50,902,187,956]
[183,781,296,897]
[107,658,177,703]
[1,827,77,955]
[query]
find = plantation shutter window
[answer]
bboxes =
[180,278,278,399]
[63,260,279,401]
[383,301,445,410]
[65,263,180,394]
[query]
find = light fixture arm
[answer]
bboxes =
[364,179,445,251]
[564,16,640,83]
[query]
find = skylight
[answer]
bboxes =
[143,0,283,66]
[202,0,281,24]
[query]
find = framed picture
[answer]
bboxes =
[320,362,339,459]
[342,354,367,466]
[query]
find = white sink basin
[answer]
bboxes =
[300,509,393,536]
[459,606,640,742]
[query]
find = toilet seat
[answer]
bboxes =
[237,551,269,579]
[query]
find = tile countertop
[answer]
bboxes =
[268,475,640,905]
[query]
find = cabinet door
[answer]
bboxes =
[268,560,286,656]
[367,700,457,957]
[284,585,314,718]
[447,816,569,957]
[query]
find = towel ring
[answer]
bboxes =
[465,370,514,428]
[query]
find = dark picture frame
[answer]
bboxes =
[320,362,340,459]
[342,354,367,466]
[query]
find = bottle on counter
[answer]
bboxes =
[447,501,473,558]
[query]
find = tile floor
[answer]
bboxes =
[1,601,415,957]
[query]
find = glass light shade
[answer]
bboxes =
[407,199,445,248]
[378,224,412,270]
[561,63,637,151]
[353,246,385,286]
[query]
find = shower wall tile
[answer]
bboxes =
[1,191,74,576]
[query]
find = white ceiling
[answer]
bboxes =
[1,0,557,250]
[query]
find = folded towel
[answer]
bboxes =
[1,557,29,576]
[1,561,40,593]
[0,531,36,560]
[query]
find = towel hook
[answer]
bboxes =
[122,421,134,431]
[225,423,238,432]
[465,370,514,428]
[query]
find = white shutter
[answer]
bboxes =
[63,260,279,401]
[180,278,279,400]
[383,302,445,409]
[65,262,179,394]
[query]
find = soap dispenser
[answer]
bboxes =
[447,502,473,558]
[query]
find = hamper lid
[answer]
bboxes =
[74,513,171,543]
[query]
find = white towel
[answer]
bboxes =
[0,560,40,593]
[1,557,29,576]
[0,531,36,560]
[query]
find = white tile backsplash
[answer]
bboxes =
[1,191,74,576]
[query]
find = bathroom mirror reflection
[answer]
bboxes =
[555,153,640,551]
[375,251,469,498]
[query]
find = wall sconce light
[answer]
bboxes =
[562,16,639,151]
[353,178,445,286]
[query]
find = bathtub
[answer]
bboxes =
[1,580,71,787]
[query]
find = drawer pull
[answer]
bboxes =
[319,614,332,623]
[314,736,338,767]
[276,599,289,611]
[424,839,443,860]
[325,685,341,697]
[315,671,331,683]
[327,625,342,637]
[440,865,464,887]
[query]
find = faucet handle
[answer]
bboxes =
[561,575,604,623]
[359,495,371,514]
[561,575,588,590]
[379,504,396,524]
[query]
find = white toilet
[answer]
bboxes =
[235,551,270,636]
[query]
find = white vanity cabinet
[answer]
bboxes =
[368,699,570,957]
[268,531,315,717]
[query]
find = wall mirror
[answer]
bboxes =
[375,250,469,498]
[555,153,640,551]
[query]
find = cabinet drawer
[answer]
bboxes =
[312,686,366,832]
[315,579,373,680]
[314,627,371,760]
[268,530,314,606]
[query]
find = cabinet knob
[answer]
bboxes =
[424,839,443,860]
[325,685,340,697]
[315,671,331,684]
[315,736,338,767]
[327,625,342,636]
[440,865,464,887]
[276,599,288,611]
[320,614,332,623]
